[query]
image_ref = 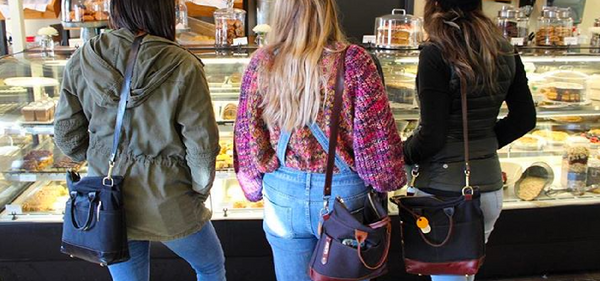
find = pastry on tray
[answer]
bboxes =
[221,103,238,121]
[23,150,53,170]
[583,129,600,143]
[550,116,583,123]
[53,157,84,170]
[532,130,569,144]
[216,140,234,170]
[513,135,544,150]
[21,184,68,212]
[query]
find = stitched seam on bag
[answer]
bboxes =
[62,241,126,254]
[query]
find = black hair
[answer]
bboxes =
[110,0,176,41]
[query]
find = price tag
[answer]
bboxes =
[233,37,248,46]
[19,174,36,182]
[5,204,22,215]
[511,37,525,46]
[362,35,376,44]
[564,37,579,45]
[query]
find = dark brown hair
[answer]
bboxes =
[424,0,508,95]
[109,0,176,41]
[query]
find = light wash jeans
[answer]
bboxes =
[262,124,371,281]
[107,221,226,281]
[415,189,504,281]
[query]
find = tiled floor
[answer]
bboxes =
[486,272,600,281]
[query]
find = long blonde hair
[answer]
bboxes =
[258,0,347,131]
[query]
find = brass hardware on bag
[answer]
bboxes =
[462,186,474,196]
[96,201,102,221]
[464,168,471,188]
[102,161,115,187]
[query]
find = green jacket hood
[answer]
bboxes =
[79,29,186,108]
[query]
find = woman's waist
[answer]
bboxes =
[263,166,367,198]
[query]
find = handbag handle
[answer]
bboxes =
[70,191,98,231]
[396,201,455,247]
[459,76,473,195]
[355,218,392,269]
[103,34,147,187]
[322,47,348,205]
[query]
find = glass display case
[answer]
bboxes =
[2,45,600,223]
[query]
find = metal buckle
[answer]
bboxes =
[103,161,115,187]
[320,196,331,217]
[102,177,114,187]
[462,186,474,196]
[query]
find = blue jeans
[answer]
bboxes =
[416,189,504,281]
[263,168,369,281]
[263,123,370,281]
[108,222,226,281]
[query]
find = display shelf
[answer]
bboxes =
[216,170,236,179]
[0,181,31,212]
[2,170,85,182]
[19,122,54,135]
[502,193,600,209]
[393,103,600,121]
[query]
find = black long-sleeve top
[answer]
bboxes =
[403,45,537,165]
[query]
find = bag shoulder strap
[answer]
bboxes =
[104,34,146,185]
[323,47,348,198]
[459,79,471,189]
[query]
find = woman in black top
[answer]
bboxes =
[403,0,536,280]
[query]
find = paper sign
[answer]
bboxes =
[190,0,228,9]
[5,204,22,215]
[233,37,248,46]
[564,37,579,45]
[362,35,376,44]
[511,37,525,46]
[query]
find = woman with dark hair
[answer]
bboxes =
[54,0,226,280]
[403,0,536,280]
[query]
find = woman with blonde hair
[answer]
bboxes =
[234,0,406,279]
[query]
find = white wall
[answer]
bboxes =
[6,18,61,37]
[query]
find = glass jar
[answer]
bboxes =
[256,0,274,26]
[62,0,109,23]
[561,137,591,195]
[214,0,246,48]
[176,0,189,32]
[497,6,529,45]
[375,9,423,49]
[536,6,572,46]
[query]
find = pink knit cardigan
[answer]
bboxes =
[234,45,407,202]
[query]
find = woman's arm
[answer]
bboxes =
[349,46,407,192]
[495,54,537,148]
[177,60,220,202]
[234,52,278,202]
[54,57,90,162]
[403,45,453,165]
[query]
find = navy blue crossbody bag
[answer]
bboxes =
[60,34,146,266]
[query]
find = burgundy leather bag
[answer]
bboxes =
[391,82,486,275]
[308,48,392,281]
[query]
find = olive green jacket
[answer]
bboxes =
[54,29,219,241]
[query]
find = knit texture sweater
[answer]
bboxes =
[234,45,407,202]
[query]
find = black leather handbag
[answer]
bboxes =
[391,83,486,276]
[308,48,392,281]
[60,34,146,266]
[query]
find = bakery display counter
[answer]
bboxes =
[1,46,600,222]
[0,180,30,213]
